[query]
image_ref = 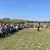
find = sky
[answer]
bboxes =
[0,0,50,21]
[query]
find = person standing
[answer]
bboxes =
[37,22,40,31]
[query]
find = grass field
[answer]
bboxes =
[0,28,50,50]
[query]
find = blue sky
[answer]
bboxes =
[0,0,50,21]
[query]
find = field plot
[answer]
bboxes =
[0,28,50,50]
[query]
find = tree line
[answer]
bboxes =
[0,18,50,24]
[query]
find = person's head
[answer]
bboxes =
[39,22,40,25]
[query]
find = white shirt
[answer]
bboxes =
[15,26,18,29]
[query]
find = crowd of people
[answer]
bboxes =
[0,22,49,37]
[0,23,25,37]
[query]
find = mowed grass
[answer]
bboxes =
[0,28,50,50]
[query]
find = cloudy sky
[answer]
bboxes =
[0,0,50,21]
